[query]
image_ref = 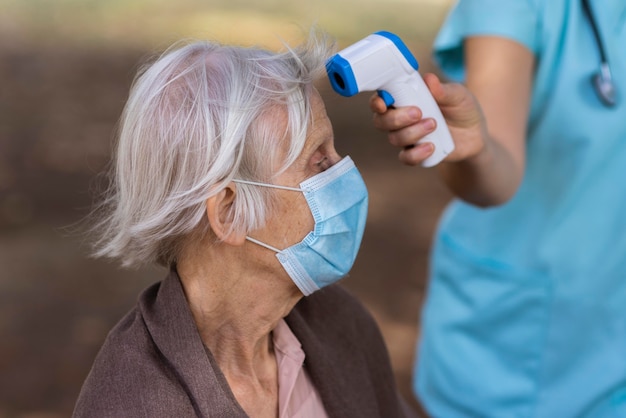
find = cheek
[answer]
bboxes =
[298,199,315,232]
[289,194,314,229]
[275,194,314,244]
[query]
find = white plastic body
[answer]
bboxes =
[338,34,455,167]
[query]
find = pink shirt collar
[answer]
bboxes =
[273,319,328,418]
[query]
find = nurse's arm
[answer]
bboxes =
[436,36,535,207]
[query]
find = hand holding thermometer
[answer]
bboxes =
[326,31,455,167]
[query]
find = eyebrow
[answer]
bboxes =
[306,120,333,153]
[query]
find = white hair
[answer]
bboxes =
[90,29,336,268]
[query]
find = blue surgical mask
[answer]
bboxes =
[234,156,368,295]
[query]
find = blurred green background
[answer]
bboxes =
[0,0,454,416]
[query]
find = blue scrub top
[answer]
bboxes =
[415,0,626,417]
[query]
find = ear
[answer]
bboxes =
[205,182,246,246]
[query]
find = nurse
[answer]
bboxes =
[370,0,626,416]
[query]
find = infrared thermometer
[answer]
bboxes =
[326,31,454,167]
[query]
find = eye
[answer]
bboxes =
[317,157,331,171]
[312,154,331,172]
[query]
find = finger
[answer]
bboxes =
[369,94,387,113]
[398,142,435,166]
[372,106,423,131]
[387,118,436,148]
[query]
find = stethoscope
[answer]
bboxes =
[582,0,618,107]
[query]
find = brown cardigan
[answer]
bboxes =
[73,270,417,417]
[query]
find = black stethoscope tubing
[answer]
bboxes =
[581,0,618,106]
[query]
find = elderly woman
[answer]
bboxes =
[73,30,416,418]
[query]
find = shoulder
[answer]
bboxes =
[295,284,375,322]
[288,286,418,417]
[73,285,195,417]
[434,0,550,80]
[290,284,386,350]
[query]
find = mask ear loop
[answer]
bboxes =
[233,179,303,253]
[233,179,302,192]
[245,236,281,253]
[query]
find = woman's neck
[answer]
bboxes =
[176,243,302,417]
[176,242,302,376]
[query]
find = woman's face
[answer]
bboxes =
[251,89,341,252]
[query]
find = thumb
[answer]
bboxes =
[423,72,466,108]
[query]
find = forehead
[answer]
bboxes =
[263,89,332,174]
[304,90,332,148]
